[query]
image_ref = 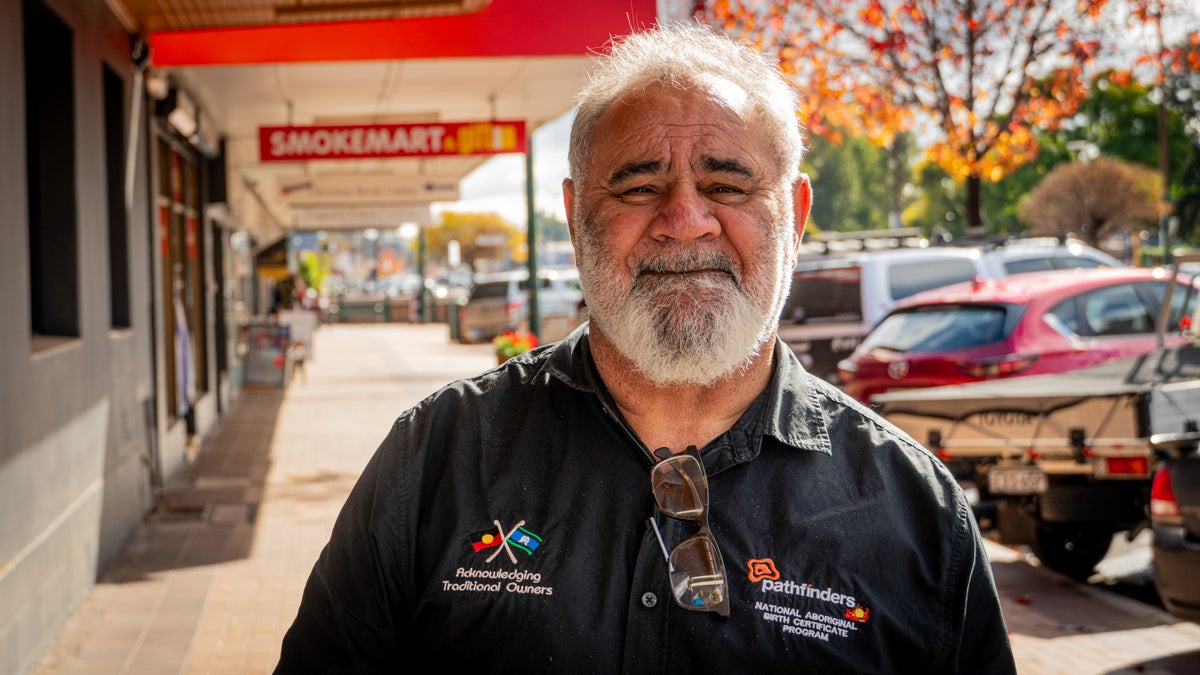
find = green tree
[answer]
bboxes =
[980,135,1073,233]
[1068,71,1191,187]
[903,160,965,239]
[534,211,570,243]
[802,133,895,232]
[1164,38,1200,244]
[297,249,331,296]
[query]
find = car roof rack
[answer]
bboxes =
[934,232,1084,251]
[800,227,928,255]
[799,228,1089,257]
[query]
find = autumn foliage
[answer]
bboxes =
[699,0,1198,234]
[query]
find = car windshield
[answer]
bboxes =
[861,305,1012,352]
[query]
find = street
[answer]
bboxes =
[29,323,1200,674]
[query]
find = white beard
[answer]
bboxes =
[578,232,791,387]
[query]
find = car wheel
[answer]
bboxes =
[1031,523,1113,579]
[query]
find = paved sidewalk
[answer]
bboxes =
[27,323,1200,674]
[32,323,496,675]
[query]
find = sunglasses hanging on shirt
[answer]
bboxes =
[647,445,731,618]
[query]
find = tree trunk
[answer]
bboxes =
[966,175,986,239]
[889,136,906,229]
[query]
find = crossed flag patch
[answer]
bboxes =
[469,519,544,564]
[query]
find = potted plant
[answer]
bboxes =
[493,330,538,364]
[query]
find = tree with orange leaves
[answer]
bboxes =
[698,0,1199,237]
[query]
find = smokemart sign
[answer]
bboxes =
[258,120,527,162]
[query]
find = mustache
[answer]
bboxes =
[633,250,739,280]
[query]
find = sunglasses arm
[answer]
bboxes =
[646,517,673,568]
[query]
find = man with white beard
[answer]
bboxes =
[277,22,1016,674]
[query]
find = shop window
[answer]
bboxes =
[103,62,131,328]
[157,136,208,419]
[24,0,79,343]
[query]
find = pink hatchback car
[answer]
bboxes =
[837,267,1199,404]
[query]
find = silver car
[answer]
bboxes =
[458,267,583,343]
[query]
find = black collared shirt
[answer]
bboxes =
[276,329,1016,674]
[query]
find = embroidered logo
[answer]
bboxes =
[747,557,781,582]
[748,556,868,644]
[468,519,544,565]
[445,519,555,596]
[844,605,870,623]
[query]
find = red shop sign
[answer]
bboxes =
[258,120,527,162]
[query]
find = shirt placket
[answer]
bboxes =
[622,518,675,673]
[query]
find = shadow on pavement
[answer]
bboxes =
[100,389,282,583]
[991,558,1177,640]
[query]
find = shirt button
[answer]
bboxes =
[641,592,658,608]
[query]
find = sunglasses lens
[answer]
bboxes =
[651,455,707,519]
[668,535,727,611]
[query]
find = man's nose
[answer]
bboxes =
[647,183,721,242]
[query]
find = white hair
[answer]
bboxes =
[568,21,805,187]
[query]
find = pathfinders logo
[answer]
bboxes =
[748,556,870,644]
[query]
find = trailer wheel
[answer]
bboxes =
[1031,524,1113,579]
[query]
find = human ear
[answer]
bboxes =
[792,173,812,248]
[563,178,576,242]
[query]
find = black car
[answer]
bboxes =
[1150,418,1200,622]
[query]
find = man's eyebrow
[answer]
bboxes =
[702,156,755,179]
[608,160,662,184]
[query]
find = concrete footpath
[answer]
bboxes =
[31,324,497,674]
[27,323,1200,674]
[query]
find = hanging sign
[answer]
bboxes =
[258,120,526,162]
[277,173,459,205]
[292,204,432,230]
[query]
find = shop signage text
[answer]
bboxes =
[258,120,527,162]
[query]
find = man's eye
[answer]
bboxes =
[620,185,658,197]
[707,184,751,203]
[709,184,744,194]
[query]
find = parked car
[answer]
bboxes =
[458,267,583,343]
[1148,256,1200,623]
[779,237,1123,381]
[1150,429,1200,622]
[836,267,1199,403]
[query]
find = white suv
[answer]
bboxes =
[779,238,1123,381]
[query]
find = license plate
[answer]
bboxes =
[988,467,1048,495]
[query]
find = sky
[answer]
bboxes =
[430,109,574,227]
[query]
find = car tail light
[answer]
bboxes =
[957,354,1039,379]
[1102,456,1148,476]
[1151,467,1183,524]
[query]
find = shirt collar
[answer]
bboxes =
[543,326,833,459]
